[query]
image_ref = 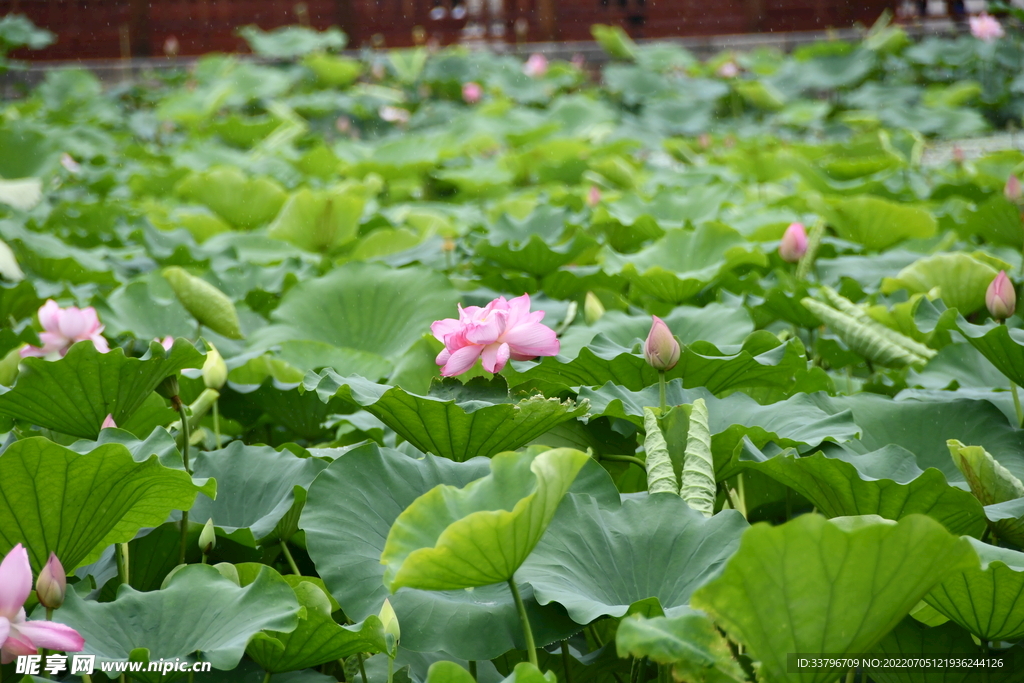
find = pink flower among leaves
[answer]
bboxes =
[0,544,84,664]
[462,82,483,104]
[970,13,1004,42]
[779,222,808,263]
[20,300,109,360]
[101,414,117,430]
[644,316,680,372]
[1005,175,1022,202]
[523,53,548,78]
[586,186,601,208]
[987,271,1016,320]
[156,336,174,351]
[431,294,560,376]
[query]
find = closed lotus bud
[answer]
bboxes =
[202,344,228,390]
[779,222,808,263]
[36,553,67,610]
[987,271,1016,320]
[379,598,400,647]
[584,292,605,325]
[1006,176,1022,202]
[102,414,117,430]
[644,316,680,372]
[199,518,216,555]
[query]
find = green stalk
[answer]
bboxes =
[1012,382,1023,429]
[599,454,647,469]
[844,669,855,683]
[281,541,301,575]
[507,579,538,668]
[177,398,191,565]
[658,371,667,413]
[357,654,368,683]
[213,400,222,450]
[116,543,130,585]
[468,661,477,681]
[387,656,394,683]
[560,641,574,683]
[262,671,272,683]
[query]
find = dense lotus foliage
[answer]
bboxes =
[7,11,1024,683]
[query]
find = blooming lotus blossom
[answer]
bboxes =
[987,271,1016,320]
[20,300,109,360]
[644,316,680,372]
[431,294,559,376]
[0,544,84,664]
[101,414,117,430]
[523,53,548,78]
[462,82,482,104]
[779,222,808,263]
[970,13,1004,42]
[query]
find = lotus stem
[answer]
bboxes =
[116,542,130,585]
[658,371,667,413]
[1012,382,1023,429]
[357,653,368,683]
[600,454,647,469]
[844,669,855,683]
[177,399,191,565]
[213,400,222,450]
[560,641,574,683]
[262,671,272,683]
[468,661,477,680]
[387,656,393,683]
[507,578,538,668]
[280,540,301,575]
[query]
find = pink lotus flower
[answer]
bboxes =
[1006,176,1022,202]
[586,186,601,208]
[644,316,680,372]
[970,13,1004,42]
[101,414,117,430]
[779,222,808,263]
[523,53,548,78]
[156,336,174,351]
[431,294,559,376]
[987,271,1016,320]
[35,554,66,611]
[462,82,482,104]
[20,300,109,360]
[0,544,84,664]
[717,61,739,78]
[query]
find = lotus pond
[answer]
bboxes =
[6,13,1024,683]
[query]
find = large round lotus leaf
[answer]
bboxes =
[381,447,590,591]
[739,446,988,537]
[301,443,614,660]
[881,252,997,315]
[519,494,748,623]
[55,565,300,674]
[0,437,215,572]
[189,442,328,545]
[925,538,1024,641]
[175,167,287,229]
[691,514,978,683]
[614,610,746,683]
[0,339,203,439]
[305,373,588,461]
[249,262,459,361]
[820,195,936,251]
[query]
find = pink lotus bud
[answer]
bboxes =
[462,82,482,104]
[644,316,680,372]
[523,53,548,78]
[156,336,174,351]
[60,154,81,174]
[987,271,1016,320]
[36,553,67,610]
[586,186,601,208]
[101,414,117,430]
[716,61,739,78]
[779,222,808,263]
[970,13,1004,42]
[1006,176,1022,202]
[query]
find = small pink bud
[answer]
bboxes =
[156,336,174,351]
[36,553,67,610]
[952,146,965,164]
[644,316,680,372]
[523,53,548,78]
[586,186,601,208]
[779,222,808,263]
[987,271,1017,320]
[1005,176,1022,202]
[101,414,117,430]
[462,82,482,104]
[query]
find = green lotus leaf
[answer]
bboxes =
[984,496,1024,548]
[681,398,715,517]
[505,332,806,394]
[382,447,590,591]
[961,194,1024,249]
[0,220,117,286]
[643,407,677,495]
[690,514,978,683]
[301,443,602,659]
[176,166,287,229]
[948,439,1024,506]
[55,564,300,674]
[475,206,598,278]
[0,339,203,439]
[582,382,860,478]
[305,373,588,461]
[615,610,746,683]
[819,195,937,251]
[925,538,1024,641]
[0,437,216,571]
[881,253,997,315]
[92,277,198,341]
[927,312,1024,387]
[738,446,987,537]
[519,494,747,623]
[608,224,767,304]
[303,53,363,88]
[188,442,328,546]
[425,661,477,683]
[267,186,366,253]
[249,262,458,361]
[492,642,630,683]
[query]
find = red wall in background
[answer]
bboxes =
[3,0,894,61]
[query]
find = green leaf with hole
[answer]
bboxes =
[381,448,590,591]
[925,539,1024,641]
[615,610,746,683]
[881,253,997,315]
[55,564,299,676]
[306,373,588,461]
[0,339,203,439]
[0,437,215,571]
[690,514,978,683]
[520,494,747,623]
